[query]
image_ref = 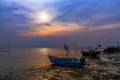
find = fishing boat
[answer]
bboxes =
[81,50,101,58]
[48,44,85,67]
[48,55,85,67]
[81,45,102,58]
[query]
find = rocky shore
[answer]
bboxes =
[0,57,120,80]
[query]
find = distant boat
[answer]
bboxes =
[81,50,101,58]
[81,45,102,58]
[48,55,85,67]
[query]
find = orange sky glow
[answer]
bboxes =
[21,23,83,37]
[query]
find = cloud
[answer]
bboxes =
[2,0,61,8]
[86,23,120,31]
[29,8,60,24]
[1,0,62,21]
[1,0,120,37]
[83,14,120,27]
[1,0,120,47]
[20,22,83,37]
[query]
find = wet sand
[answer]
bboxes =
[0,58,120,80]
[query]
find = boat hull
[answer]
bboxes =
[48,55,85,67]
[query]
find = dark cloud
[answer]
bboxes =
[84,15,120,28]
[56,0,120,24]
[0,4,32,32]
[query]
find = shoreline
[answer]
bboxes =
[0,58,120,80]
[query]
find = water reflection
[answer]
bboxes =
[0,48,82,71]
[38,48,49,54]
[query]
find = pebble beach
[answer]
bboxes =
[0,56,120,80]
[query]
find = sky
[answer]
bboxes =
[0,0,120,48]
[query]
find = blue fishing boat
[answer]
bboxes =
[48,55,85,67]
[48,44,85,67]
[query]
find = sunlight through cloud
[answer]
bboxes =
[30,9,59,24]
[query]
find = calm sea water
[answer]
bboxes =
[0,48,82,72]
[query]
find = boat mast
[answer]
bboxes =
[64,44,69,58]
[116,42,120,48]
[8,44,10,57]
[74,47,78,59]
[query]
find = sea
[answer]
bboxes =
[0,48,82,72]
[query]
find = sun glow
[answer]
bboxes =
[33,11,54,23]
[38,13,51,23]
